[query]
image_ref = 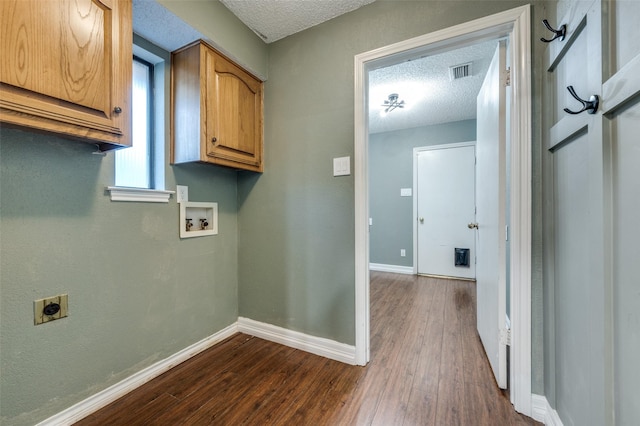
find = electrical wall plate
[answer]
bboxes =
[176,185,188,203]
[333,156,350,176]
[34,294,68,325]
[179,201,218,238]
[400,188,412,197]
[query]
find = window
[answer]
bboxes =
[115,56,154,188]
[109,37,171,202]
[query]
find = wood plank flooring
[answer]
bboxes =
[76,272,539,425]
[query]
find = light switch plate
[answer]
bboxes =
[34,294,68,325]
[176,185,188,203]
[400,188,412,197]
[333,156,351,176]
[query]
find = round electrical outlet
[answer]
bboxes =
[43,303,61,316]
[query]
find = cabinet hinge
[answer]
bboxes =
[504,67,511,87]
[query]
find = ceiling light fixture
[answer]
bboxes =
[382,93,405,113]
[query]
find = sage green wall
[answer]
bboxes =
[157,0,268,79]
[0,128,238,425]
[0,8,268,422]
[0,2,550,423]
[238,0,547,395]
[369,120,477,268]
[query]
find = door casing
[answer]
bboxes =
[354,4,532,416]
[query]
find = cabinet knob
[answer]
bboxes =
[211,137,217,143]
[113,106,122,114]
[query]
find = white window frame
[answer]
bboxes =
[108,35,173,203]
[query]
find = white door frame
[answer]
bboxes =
[412,142,477,277]
[353,5,532,416]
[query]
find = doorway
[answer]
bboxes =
[371,35,509,390]
[354,5,532,416]
[414,143,476,279]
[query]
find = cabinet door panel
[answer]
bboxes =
[1,0,109,112]
[206,49,262,169]
[172,41,263,171]
[217,74,257,155]
[0,0,131,149]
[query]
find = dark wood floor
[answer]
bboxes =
[76,272,539,425]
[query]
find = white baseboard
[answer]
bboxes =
[531,394,563,426]
[369,263,414,275]
[36,323,239,426]
[237,317,357,365]
[37,319,356,425]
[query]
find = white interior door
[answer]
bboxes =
[475,40,507,389]
[415,143,476,279]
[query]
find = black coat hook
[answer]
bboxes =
[541,19,566,43]
[564,86,599,115]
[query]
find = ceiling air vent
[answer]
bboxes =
[449,62,472,81]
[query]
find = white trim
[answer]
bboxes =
[369,263,414,275]
[531,394,547,423]
[37,319,356,425]
[179,201,219,238]
[508,4,533,416]
[36,323,238,426]
[106,186,174,203]
[602,50,640,114]
[532,394,564,426]
[354,4,532,416]
[354,42,370,366]
[237,317,357,365]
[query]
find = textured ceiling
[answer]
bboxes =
[220,0,377,43]
[133,0,500,134]
[368,40,499,134]
[133,0,205,52]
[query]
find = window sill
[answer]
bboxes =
[106,186,175,203]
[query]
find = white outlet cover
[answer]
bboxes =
[400,188,412,197]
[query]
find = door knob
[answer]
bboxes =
[468,222,478,229]
[419,217,424,223]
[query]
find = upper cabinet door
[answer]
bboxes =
[0,0,132,150]
[205,47,263,172]
[171,40,263,172]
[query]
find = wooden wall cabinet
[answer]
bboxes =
[0,0,132,151]
[171,40,263,172]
